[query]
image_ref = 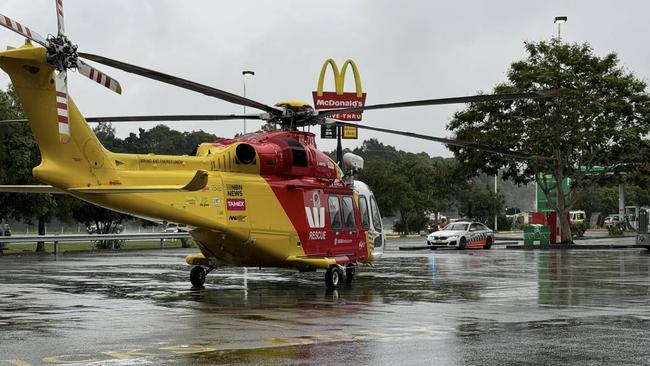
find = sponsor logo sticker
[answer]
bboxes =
[228,215,247,222]
[226,184,243,197]
[305,192,325,228]
[334,238,353,245]
[227,198,246,211]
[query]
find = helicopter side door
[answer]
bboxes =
[324,193,361,258]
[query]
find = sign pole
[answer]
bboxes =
[336,126,343,167]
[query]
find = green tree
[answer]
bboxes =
[354,140,460,234]
[121,125,218,155]
[575,186,618,219]
[0,87,58,251]
[93,122,122,152]
[457,183,505,226]
[70,202,130,249]
[574,183,650,227]
[448,40,650,243]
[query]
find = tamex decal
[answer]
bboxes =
[226,198,246,211]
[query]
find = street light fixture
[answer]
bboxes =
[242,70,255,134]
[554,16,567,40]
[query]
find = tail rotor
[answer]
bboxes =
[55,71,70,143]
[55,0,65,35]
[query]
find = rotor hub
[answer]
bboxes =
[46,35,79,72]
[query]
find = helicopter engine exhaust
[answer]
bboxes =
[235,143,256,164]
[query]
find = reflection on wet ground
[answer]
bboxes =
[0,242,649,365]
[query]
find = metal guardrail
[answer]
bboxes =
[0,232,192,254]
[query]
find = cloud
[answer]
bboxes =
[1,0,649,157]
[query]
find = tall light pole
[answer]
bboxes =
[553,15,567,241]
[242,70,255,134]
[554,16,567,40]
[494,173,498,231]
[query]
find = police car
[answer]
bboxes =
[426,221,495,249]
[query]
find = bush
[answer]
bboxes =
[607,223,624,236]
[393,214,429,234]
[571,222,588,239]
[94,239,124,249]
[496,214,513,231]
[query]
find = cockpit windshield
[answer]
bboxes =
[444,223,469,231]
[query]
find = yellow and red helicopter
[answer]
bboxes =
[0,1,558,289]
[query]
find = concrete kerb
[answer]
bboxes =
[506,244,649,250]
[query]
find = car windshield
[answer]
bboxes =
[444,223,469,231]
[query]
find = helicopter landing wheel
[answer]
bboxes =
[345,265,356,285]
[190,266,207,288]
[325,266,343,290]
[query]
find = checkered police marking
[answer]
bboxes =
[470,231,490,243]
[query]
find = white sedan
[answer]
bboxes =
[426,221,495,250]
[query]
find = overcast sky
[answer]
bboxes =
[1,0,649,157]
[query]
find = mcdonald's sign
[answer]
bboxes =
[312,59,367,139]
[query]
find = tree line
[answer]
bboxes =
[344,139,504,234]
[1,39,650,245]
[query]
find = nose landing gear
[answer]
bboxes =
[189,265,215,288]
[325,264,356,289]
[345,265,355,285]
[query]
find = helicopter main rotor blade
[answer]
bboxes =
[0,114,263,124]
[77,59,123,94]
[78,52,281,115]
[0,13,48,46]
[0,118,28,124]
[323,119,552,160]
[316,89,566,118]
[83,114,263,122]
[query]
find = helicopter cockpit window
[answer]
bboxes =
[328,195,342,230]
[285,138,308,167]
[341,196,356,230]
[370,196,382,232]
[359,196,370,230]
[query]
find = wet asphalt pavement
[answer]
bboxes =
[1,239,649,365]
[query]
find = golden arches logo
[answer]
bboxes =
[315,59,363,98]
[312,58,367,138]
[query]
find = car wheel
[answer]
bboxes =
[458,237,467,250]
[484,237,492,250]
